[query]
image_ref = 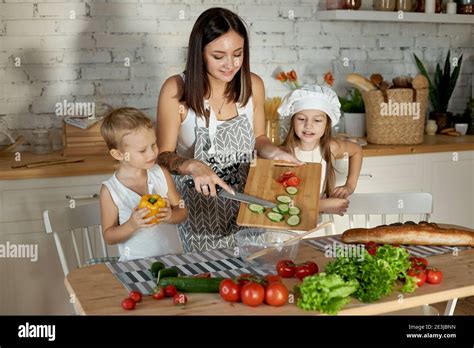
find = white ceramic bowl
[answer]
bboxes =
[455,123,468,136]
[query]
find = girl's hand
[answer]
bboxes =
[320,198,349,216]
[155,198,172,223]
[330,185,355,199]
[272,148,305,165]
[188,160,235,197]
[128,207,157,230]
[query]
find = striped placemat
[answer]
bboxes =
[304,234,469,258]
[106,248,268,295]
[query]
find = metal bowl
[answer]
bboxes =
[235,228,299,271]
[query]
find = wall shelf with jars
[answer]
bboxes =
[318,0,473,24]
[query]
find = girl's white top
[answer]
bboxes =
[102,165,183,261]
[294,145,327,197]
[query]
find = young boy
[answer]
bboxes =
[100,107,187,261]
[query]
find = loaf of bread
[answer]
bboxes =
[342,221,474,247]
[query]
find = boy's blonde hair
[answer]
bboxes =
[101,107,153,150]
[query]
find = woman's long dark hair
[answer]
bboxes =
[180,7,252,118]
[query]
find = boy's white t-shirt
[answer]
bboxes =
[102,164,183,261]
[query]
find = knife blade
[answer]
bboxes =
[183,178,276,208]
[218,190,276,208]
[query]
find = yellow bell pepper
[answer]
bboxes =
[138,194,166,224]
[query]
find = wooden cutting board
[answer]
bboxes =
[236,159,321,231]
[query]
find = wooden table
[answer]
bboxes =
[65,234,474,316]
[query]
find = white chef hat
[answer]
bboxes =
[277,84,341,126]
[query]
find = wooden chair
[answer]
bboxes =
[322,192,457,316]
[43,202,118,278]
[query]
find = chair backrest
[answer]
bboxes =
[324,192,433,235]
[43,202,108,276]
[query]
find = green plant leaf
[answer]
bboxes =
[446,54,463,110]
[414,53,438,111]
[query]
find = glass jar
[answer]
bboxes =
[31,129,53,155]
[342,0,362,10]
[459,0,474,14]
[374,0,396,11]
[396,0,416,11]
[326,0,344,9]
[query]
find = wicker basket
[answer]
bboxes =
[363,88,429,145]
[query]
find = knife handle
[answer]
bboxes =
[184,178,223,194]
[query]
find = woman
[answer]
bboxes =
[156,7,301,253]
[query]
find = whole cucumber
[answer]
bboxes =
[158,277,225,293]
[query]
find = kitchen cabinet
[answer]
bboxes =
[0,174,118,314]
[323,150,474,234]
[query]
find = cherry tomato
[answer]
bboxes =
[241,282,265,307]
[295,265,312,281]
[426,268,443,285]
[408,268,427,287]
[410,256,428,269]
[121,297,136,310]
[236,273,261,287]
[264,275,282,284]
[276,260,296,278]
[165,284,178,297]
[277,171,296,183]
[129,290,142,303]
[285,176,301,187]
[173,293,188,305]
[300,261,318,275]
[152,287,166,300]
[265,283,289,307]
[219,279,241,302]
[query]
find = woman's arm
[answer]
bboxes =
[155,167,188,224]
[100,185,154,245]
[251,73,303,165]
[156,75,234,196]
[330,139,363,198]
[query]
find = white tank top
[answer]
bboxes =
[176,73,254,157]
[102,165,183,261]
[294,145,327,197]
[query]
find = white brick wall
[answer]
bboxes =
[0,0,472,148]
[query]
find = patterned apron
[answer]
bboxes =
[174,102,256,253]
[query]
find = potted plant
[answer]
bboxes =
[413,51,463,132]
[339,88,366,137]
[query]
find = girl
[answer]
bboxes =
[156,8,302,253]
[279,84,363,216]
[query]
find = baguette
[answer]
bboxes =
[342,221,474,247]
[346,73,377,92]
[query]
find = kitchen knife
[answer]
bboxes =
[184,178,276,208]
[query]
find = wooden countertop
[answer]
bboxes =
[0,151,119,180]
[64,227,474,315]
[1,135,473,180]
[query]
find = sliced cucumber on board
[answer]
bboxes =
[286,187,298,195]
[276,195,293,204]
[286,215,301,227]
[267,212,284,222]
[288,206,301,215]
[248,203,265,214]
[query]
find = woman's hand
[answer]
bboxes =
[187,159,235,197]
[155,198,172,223]
[330,184,355,199]
[127,207,156,231]
[272,148,305,165]
[320,198,349,216]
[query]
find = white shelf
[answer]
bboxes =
[316,10,474,24]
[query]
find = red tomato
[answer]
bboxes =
[410,256,428,269]
[236,273,261,287]
[300,261,318,275]
[264,275,282,284]
[265,283,289,307]
[129,290,142,303]
[426,268,443,285]
[241,282,265,307]
[219,279,241,302]
[165,284,178,297]
[295,265,312,281]
[152,287,166,300]
[173,293,188,305]
[276,260,296,278]
[285,176,301,187]
[121,297,136,310]
[277,171,296,183]
[408,268,427,287]
[365,242,378,256]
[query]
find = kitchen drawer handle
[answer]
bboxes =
[66,194,99,200]
[360,174,373,178]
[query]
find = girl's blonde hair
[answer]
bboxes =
[281,113,335,197]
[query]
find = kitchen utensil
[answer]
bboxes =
[396,0,415,11]
[31,129,53,155]
[184,178,277,208]
[236,159,322,231]
[243,221,333,262]
[0,136,25,154]
[374,0,396,11]
[455,123,468,135]
[342,0,361,10]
